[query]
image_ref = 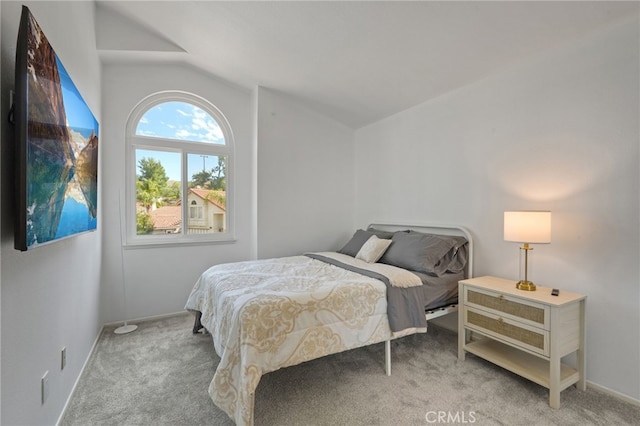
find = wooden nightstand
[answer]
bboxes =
[458,276,586,408]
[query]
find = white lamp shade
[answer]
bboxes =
[504,211,551,244]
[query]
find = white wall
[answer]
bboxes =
[0,2,102,424]
[100,74,356,327]
[100,64,255,323]
[354,18,640,401]
[256,88,355,258]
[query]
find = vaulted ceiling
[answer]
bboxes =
[96,1,639,128]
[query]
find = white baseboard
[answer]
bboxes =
[56,324,105,426]
[103,310,189,328]
[587,381,640,407]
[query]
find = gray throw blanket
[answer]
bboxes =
[305,253,427,332]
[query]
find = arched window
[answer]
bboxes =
[125,91,234,246]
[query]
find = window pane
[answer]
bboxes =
[135,149,182,235]
[135,101,225,145]
[186,153,227,234]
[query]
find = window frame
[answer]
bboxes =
[125,91,235,247]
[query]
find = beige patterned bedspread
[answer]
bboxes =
[185,254,423,425]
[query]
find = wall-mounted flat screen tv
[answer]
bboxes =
[14,6,99,251]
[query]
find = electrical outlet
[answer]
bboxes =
[41,371,49,404]
[61,347,67,370]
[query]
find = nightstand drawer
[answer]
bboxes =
[464,306,549,357]
[465,287,549,330]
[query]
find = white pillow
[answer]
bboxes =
[355,235,392,263]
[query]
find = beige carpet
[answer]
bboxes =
[61,313,639,425]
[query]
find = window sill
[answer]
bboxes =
[123,236,237,250]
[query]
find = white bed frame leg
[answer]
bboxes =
[385,340,391,376]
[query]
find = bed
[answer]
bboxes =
[185,223,473,425]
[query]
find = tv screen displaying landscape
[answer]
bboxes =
[14,6,99,251]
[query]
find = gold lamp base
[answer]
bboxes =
[516,280,536,291]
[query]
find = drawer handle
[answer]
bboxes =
[498,294,505,301]
[497,317,504,325]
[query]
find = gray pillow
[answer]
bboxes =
[408,231,468,274]
[380,231,458,276]
[442,242,468,274]
[338,229,376,257]
[366,227,396,240]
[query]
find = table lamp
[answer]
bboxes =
[504,211,551,291]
